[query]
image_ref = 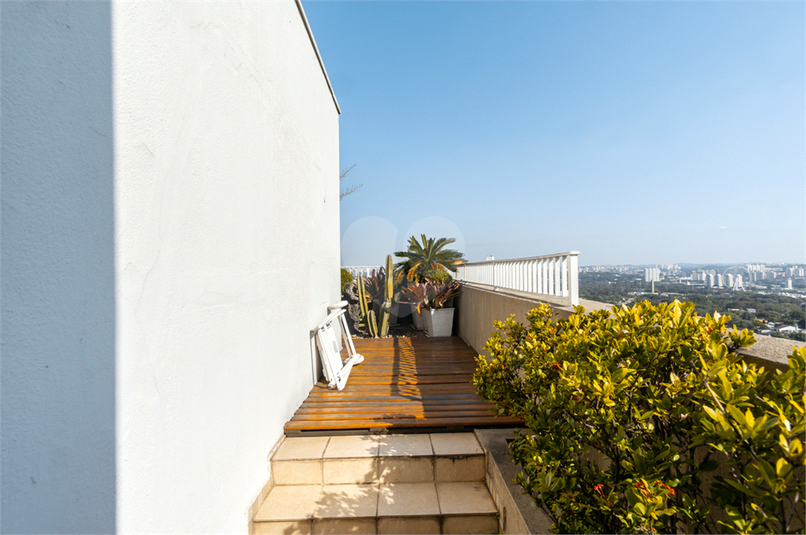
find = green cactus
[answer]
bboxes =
[357,274,379,337]
[357,275,371,334]
[357,275,368,318]
[384,255,394,301]
[367,309,378,338]
[357,256,396,338]
[379,255,394,337]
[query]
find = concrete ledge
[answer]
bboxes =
[456,284,608,360]
[737,334,804,372]
[475,428,550,534]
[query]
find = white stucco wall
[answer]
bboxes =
[2,1,340,532]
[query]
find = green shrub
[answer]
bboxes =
[474,301,805,534]
[340,268,353,294]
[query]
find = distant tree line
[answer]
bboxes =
[579,272,805,341]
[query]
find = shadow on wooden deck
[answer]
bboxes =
[284,336,522,435]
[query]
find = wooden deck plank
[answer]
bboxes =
[284,336,522,433]
[294,404,497,414]
[285,416,522,431]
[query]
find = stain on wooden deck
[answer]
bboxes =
[285,336,522,434]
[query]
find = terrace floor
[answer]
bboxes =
[285,336,522,434]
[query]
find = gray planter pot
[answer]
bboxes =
[424,308,454,337]
[411,304,425,330]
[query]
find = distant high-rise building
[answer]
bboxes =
[726,274,734,288]
[707,274,715,287]
[788,278,793,289]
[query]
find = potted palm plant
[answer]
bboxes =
[421,282,461,337]
[395,235,465,332]
[394,234,465,283]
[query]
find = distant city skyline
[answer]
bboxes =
[580,261,806,268]
[304,1,805,267]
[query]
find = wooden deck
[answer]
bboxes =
[285,336,522,434]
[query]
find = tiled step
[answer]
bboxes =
[271,434,485,485]
[253,433,497,535]
[253,481,497,535]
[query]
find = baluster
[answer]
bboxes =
[569,253,579,305]
[561,256,568,297]
[537,258,546,294]
[549,257,555,296]
[533,259,539,293]
[517,261,523,291]
[516,261,521,290]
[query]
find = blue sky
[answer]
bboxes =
[303,0,805,267]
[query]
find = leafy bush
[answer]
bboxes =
[474,301,805,534]
[340,268,353,294]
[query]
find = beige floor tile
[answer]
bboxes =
[274,436,330,461]
[324,435,379,459]
[254,485,322,521]
[442,514,498,535]
[379,457,434,483]
[313,518,376,535]
[436,482,497,515]
[429,433,483,455]
[314,484,379,519]
[323,458,377,484]
[378,434,433,457]
[435,456,485,482]
[377,516,440,534]
[253,520,312,535]
[378,482,439,516]
[273,460,323,485]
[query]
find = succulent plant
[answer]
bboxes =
[399,281,461,312]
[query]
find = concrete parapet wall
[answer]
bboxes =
[456,283,608,360]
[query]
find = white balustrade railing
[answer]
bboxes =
[456,252,580,306]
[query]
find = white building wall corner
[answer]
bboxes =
[1,1,339,532]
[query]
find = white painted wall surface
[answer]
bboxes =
[112,1,340,531]
[1,1,340,532]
